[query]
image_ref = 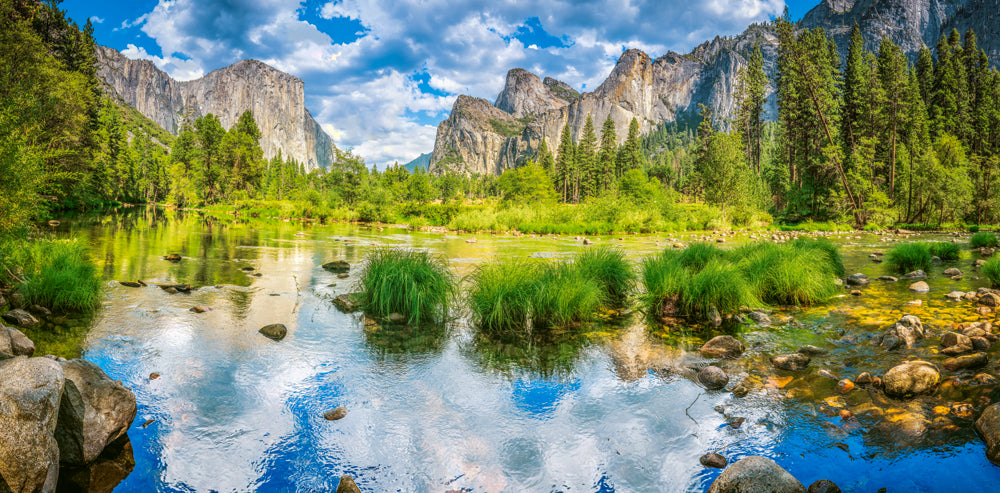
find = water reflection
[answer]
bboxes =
[363,320,450,357]
[467,326,598,378]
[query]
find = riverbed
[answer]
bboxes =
[32,207,1000,492]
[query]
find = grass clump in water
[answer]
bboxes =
[467,260,537,332]
[573,246,635,307]
[927,241,960,261]
[734,242,839,306]
[531,263,604,327]
[356,248,454,325]
[885,243,931,273]
[1,239,102,312]
[983,257,1000,288]
[682,259,762,317]
[790,238,846,277]
[971,232,998,249]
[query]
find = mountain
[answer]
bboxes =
[95,46,336,171]
[404,152,432,172]
[428,0,1000,176]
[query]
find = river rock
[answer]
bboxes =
[882,360,939,398]
[118,281,143,288]
[971,336,991,351]
[941,332,973,355]
[337,475,362,493]
[55,359,137,465]
[846,273,869,286]
[29,305,51,317]
[979,292,1000,307]
[698,366,729,390]
[333,293,361,313]
[4,326,34,357]
[707,456,805,493]
[876,276,898,282]
[908,281,930,292]
[905,270,927,279]
[258,324,288,341]
[808,479,842,493]
[322,260,351,273]
[700,336,744,359]
[56,435,135,493]
[163,253,182,262]
[0,357,64,493]
[700,451,727,468]
[797,345,828,356]
[323,406,348,421]
[943,268,963,277]
[976,403,1000,465]
[771,353,810,371]
[2,308,39,328]
[387,313,406,324]
[707,306,722,327]
[748,310,771,324]
[946,291,965,300]
[943,352,988,371]
[877,315,925,350]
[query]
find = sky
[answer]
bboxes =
[64,0,820,167]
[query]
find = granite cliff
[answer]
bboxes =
[96,46,335,171]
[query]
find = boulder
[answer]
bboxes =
[877,315,925,351]
[771,353,810,371]
[54,359,137,465]
[979,292,1000,307]
[876,276,898,282]
[323,406,348,421]
[943,268,962,277]
[707,306,722,327]
[5,326,35,357]
[976,403,1000,466]
[322,260,351,273]
[2,308,39,328]
[28,305,51,317]
[908,281,930,292]
[940,332,973,355]
[797,345,828,356]
[946,291,965,300]
[333,293,361,313]
[971,336,991,351]
[0,357,64,493]
[700,336,744,359]
[882,360,939,398]
[698,366,729,390]
[846,273,869,286]
[707,456,805,493]
[808,479,842,493]
[259,324,288,341]
[56,435,134,493]
[337,475,362,493]
[748,311,771,324]
[942,352,988,371]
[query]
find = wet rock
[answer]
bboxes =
[337,475,362,493]
[163,253,182,262]
[118,281,143,288]
[837,379,854,393]
[0,357,64,493]
[387,313,406,324]
[943,352,988,371]
[973,259,987,268]
[55,359,137,465]
[748,310,771,324]
[975,402,1000,465]
[707,306,722,327]
[258,324,288,341]
[323,406,348,421]
[905,270,927,279]
[974,373,998,384]
[336,273,349,279]
[189,306,210,313]
[333,293,362,313]
[908,281,930,292]
[808,479,842,493]
[4,326,34,357]
[946,291,965,300]
[854,372,880,387]
[882,360,939,398]
[972,336,991,351]
[149,373,160,380]
[941,332,973,355]
[943,268,963,277]
[771,353,810,371]
[727,417,746,429]
[846,273,870,286]
[700,336,744,359]
[28,304,51,317]
[700,451,727,468]
[56,435,135,493]
[877,276,898,282]
[164,287,178,294]
[797,345,828,356]
[707,456,805,493]
[9,292,24,308]
[698,366,729,390]
[583,238,592,245]
[878,315,925,350]
[979,292,1000,307]
[322,260,351,273]
[2,308,38,327]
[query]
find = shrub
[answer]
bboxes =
[971,232,998,249]
[467,260,537,332]
[984,257,1000,288]
[573,246,635,307]
[926,241,960,261]
[9,239,102,312]
[355,248,454,324]
[885,243,932,273]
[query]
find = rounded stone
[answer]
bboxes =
[699,335,744,359]
[258,324,288,341]
[698,366,729,390]
[882,360,939,398]
[699,451,727,468]
[324,406,348,421]
[707,456,805,493]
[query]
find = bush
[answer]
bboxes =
[4,239,102,312]
[355,248,454,324]
[971,232,998,249]
[984,257,1000,288]
[467,260,539,333]
[927,241,960,261]
[885,243,931,273]
[573,246,635,307]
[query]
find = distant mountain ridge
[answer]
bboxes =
[96,46,336,171]
[428,0,1000,176]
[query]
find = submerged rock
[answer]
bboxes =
[163,253,182,262]
[698,366,729,390]
[55,359,137,465]
[876,276,898,282]
[905,270,927,279]
[877,315,925,351]
[707,306,722,327]
[882,360,939,398]
[808,479,842,493]
[259,324,288,341]
[846,273,870,286]
[2,308,39,328]
[748,310,771,324]
[324,406,348,421]
[707,456,805,493]
[943,268,963,277]
[797,345,828,356]
[337,475,362,493]
[771,353,810,371]
[118,281,143,288]
[941,332,973,355]
[333,293,362,313]
[387,313,406,324]
[942,352,988,371]
[908,281,930,292]
[700,451,727,468]
[0,357,64,493]
[976,403,1000,466]
[322,260,351,273]
[700,336,744,359]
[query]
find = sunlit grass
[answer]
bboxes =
[466,259,537,333]
[573,246,635,307]
[971,232,998,249]
[1,239,102,312]
[885,243,932,273]
[927,241,960,261]
[355,248,454,325]
[984,257,1000,288]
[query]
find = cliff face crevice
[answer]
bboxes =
[96,46,335,170]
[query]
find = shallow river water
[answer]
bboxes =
[32,208,1000,492]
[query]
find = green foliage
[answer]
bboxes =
[733,242,839,305]
[675,243,726,271]
[531,263,604,327]
[1,239,102,312]
[791,238,846,277]
[971,232,999,248]
[926,241,960,260]
[885,243,932,273]
[497,162,555,203]
[682,259,762,317]
[983,257,1000,288]
[573,246,635,307]
[488,118,525,138]
[467,260,538,333]
[640,250,689,315]
[355,248,454,325]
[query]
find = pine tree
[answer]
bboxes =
[916,46,934,105]
[841,24,866,158]
[735,42,767,174]
[536,137,555,176]
[877,39,908,197]
[597,116,617,192]
[555,124,575,203]
[617,117,644,175]
[577,114,597,201]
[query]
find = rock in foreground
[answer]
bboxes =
[707,456,805,493]
[259,324,288,341]
[2,308,39,328]
[882,360,939,398]
[0,357,64,493]
[55,359,138,465]
[337,475,362,493]
[975,402,1000,466]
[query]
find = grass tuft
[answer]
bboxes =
[573,246,635,307]
[531,263,604,327]
[927,241,960,261]
[682,259,762,316]
[736,243,838,305]
[971,232,999,249]
[885,243,931,273]
[675,243,725,271]
[791,238,846,277]
[3,239,102,312]
[467,260,537,333]
[355,248,454,325]
[984,257,1000,288]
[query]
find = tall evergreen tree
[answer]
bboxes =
[577,114,597,201]
[597,116,617,192]
[555,123,575,203]
[735,42,768,174]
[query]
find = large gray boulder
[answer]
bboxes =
[2,308,39,328]
[707,456,805,493]
[0,357,65,493]
[878,315,925,350]
[1,326,35,357]
[55,359,137,465]
[975,402,1000,466]
[882,360,939,398]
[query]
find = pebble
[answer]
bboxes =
[699,452,727,469]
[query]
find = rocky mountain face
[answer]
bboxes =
[429,0,1000,176]
[96,46,335,171]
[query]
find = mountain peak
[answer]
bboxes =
[494,67,573,118]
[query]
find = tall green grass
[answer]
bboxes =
[355,248,454,325]
[971,232,999,249]
[927,241,960,261]
[1,239,102,312]
[984,257,1000,288]
[573,246,635,307]
[531,263,604,327]
[467,260,537,332]
[641,250,689,316]
[682,259,762,316]
[885,243,932,273]
[735,242,839,305]
[791,238,846,277]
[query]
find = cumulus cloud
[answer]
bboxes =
[89,16,104,24]
[122,0,785,166]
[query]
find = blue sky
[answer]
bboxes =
[65,0,819,166]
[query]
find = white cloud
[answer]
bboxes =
[121,44,205,80]
[89,16,104,24]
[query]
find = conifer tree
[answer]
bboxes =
[555,124,575,203]
[598,117,617,192]
[735,42,767,174]
[577,114,597,201]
